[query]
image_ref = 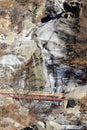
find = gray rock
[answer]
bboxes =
[1,117,23,128]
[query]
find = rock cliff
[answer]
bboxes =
[0,0,87,129]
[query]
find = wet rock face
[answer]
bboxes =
[63,1,83,18]
[63,0,87,67]
[0,0,86,92]
[41,0,64,22]
[0,1,85,88]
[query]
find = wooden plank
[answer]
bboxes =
[10,95,65,101]
[0,89,64,97]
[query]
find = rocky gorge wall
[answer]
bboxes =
[0,0,87,129]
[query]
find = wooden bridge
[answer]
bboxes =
[0,89,65,101]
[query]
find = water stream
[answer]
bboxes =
[36,21,67,94]
[37,40,65,94]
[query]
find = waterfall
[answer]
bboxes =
[36,0,69,94]
[18,70,26,89]
[38,41,62,93]
[54,0,65,12]
[38,38,70,93]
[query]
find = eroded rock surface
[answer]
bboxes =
[0,0,87,129]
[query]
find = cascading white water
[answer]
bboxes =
[39,43,55,93]
[18,70,26,89]
[54,0,65,12]
[42,50,64,93]
[14,18,72,94]
[37,38,66,93]
[37,19,67,93]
